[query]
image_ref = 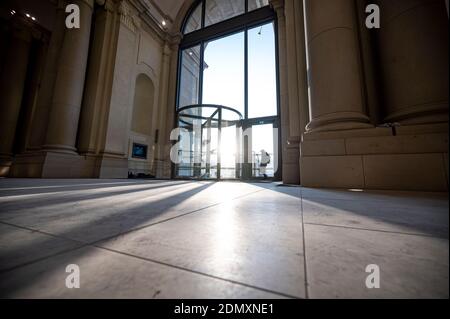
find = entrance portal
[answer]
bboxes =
[174,105,280,181]
[175,104,242,180]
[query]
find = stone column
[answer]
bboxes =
[304,0,372,132]
[0,21,32,176]
[44,0,94,153]
[376,0,449,125]
[78,0,117,155]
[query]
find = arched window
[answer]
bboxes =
[183,0,270,34]
[177,0,277,119]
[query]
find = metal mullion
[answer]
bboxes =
[201,0,206,29]
[198,41,204,105]
[181,7,274,48]
[217,108,222,180]
[244,28,248,120]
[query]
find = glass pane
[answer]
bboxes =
[248,22,277,118]
[205,0,245,27]
[248,0,269,11]
[178,45,201,108]
[201,112,219,179]
[251,124,276,178]
[220,123,239,178]
[202,32,245,116]
[183,2,202,34]
[176,122,194,177]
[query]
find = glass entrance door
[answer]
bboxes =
[175,13,281,181]
[241,119,279,180]
[174,105,242,180]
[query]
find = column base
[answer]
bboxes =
[10,151,128,178]
[306,112,373,132]
[384,102,448,125]
[0,155,13,177]
[97,153,128,178]
[154,159,172,179]
[300,123,449,191]
[282,136,300,184]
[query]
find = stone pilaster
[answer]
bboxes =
[154,41,172,178]
[0,20,32,176]
[27,0,67,151]
[159,32,182,178]
[270,0,295,183]
[16,32,49,154]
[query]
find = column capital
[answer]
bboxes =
[10,24,33,43]
[79,0,95,9]
[162,41,172,56]
[166,32,182,50]
[56,0,66,10]
[118,0,138,32]
[93,0,116,12]
[269,0,285,15]
[103,0,116,12]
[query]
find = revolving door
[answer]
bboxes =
[174,104,243,180]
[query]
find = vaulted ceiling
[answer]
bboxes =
[152,0,186,21]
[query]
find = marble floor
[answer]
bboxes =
[0,179,448,298]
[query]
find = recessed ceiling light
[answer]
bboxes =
[31,17,36,21]
[162,20,166,26]
[189,51,193,55]
[26,13,30,18]
[11,10,16,15]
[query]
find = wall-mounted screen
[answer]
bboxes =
[132,143,148,159]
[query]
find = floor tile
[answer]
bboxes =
[99,188,305,298]
[0,223,82,271]
[0,246,284,298]
[304,224,449,298]
[0,181,262,243]
[302,197,449,238]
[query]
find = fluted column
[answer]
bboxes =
[304,0,372,132]
[0,21,32,176]
[377,0,449,124]
[44,0,94,153]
